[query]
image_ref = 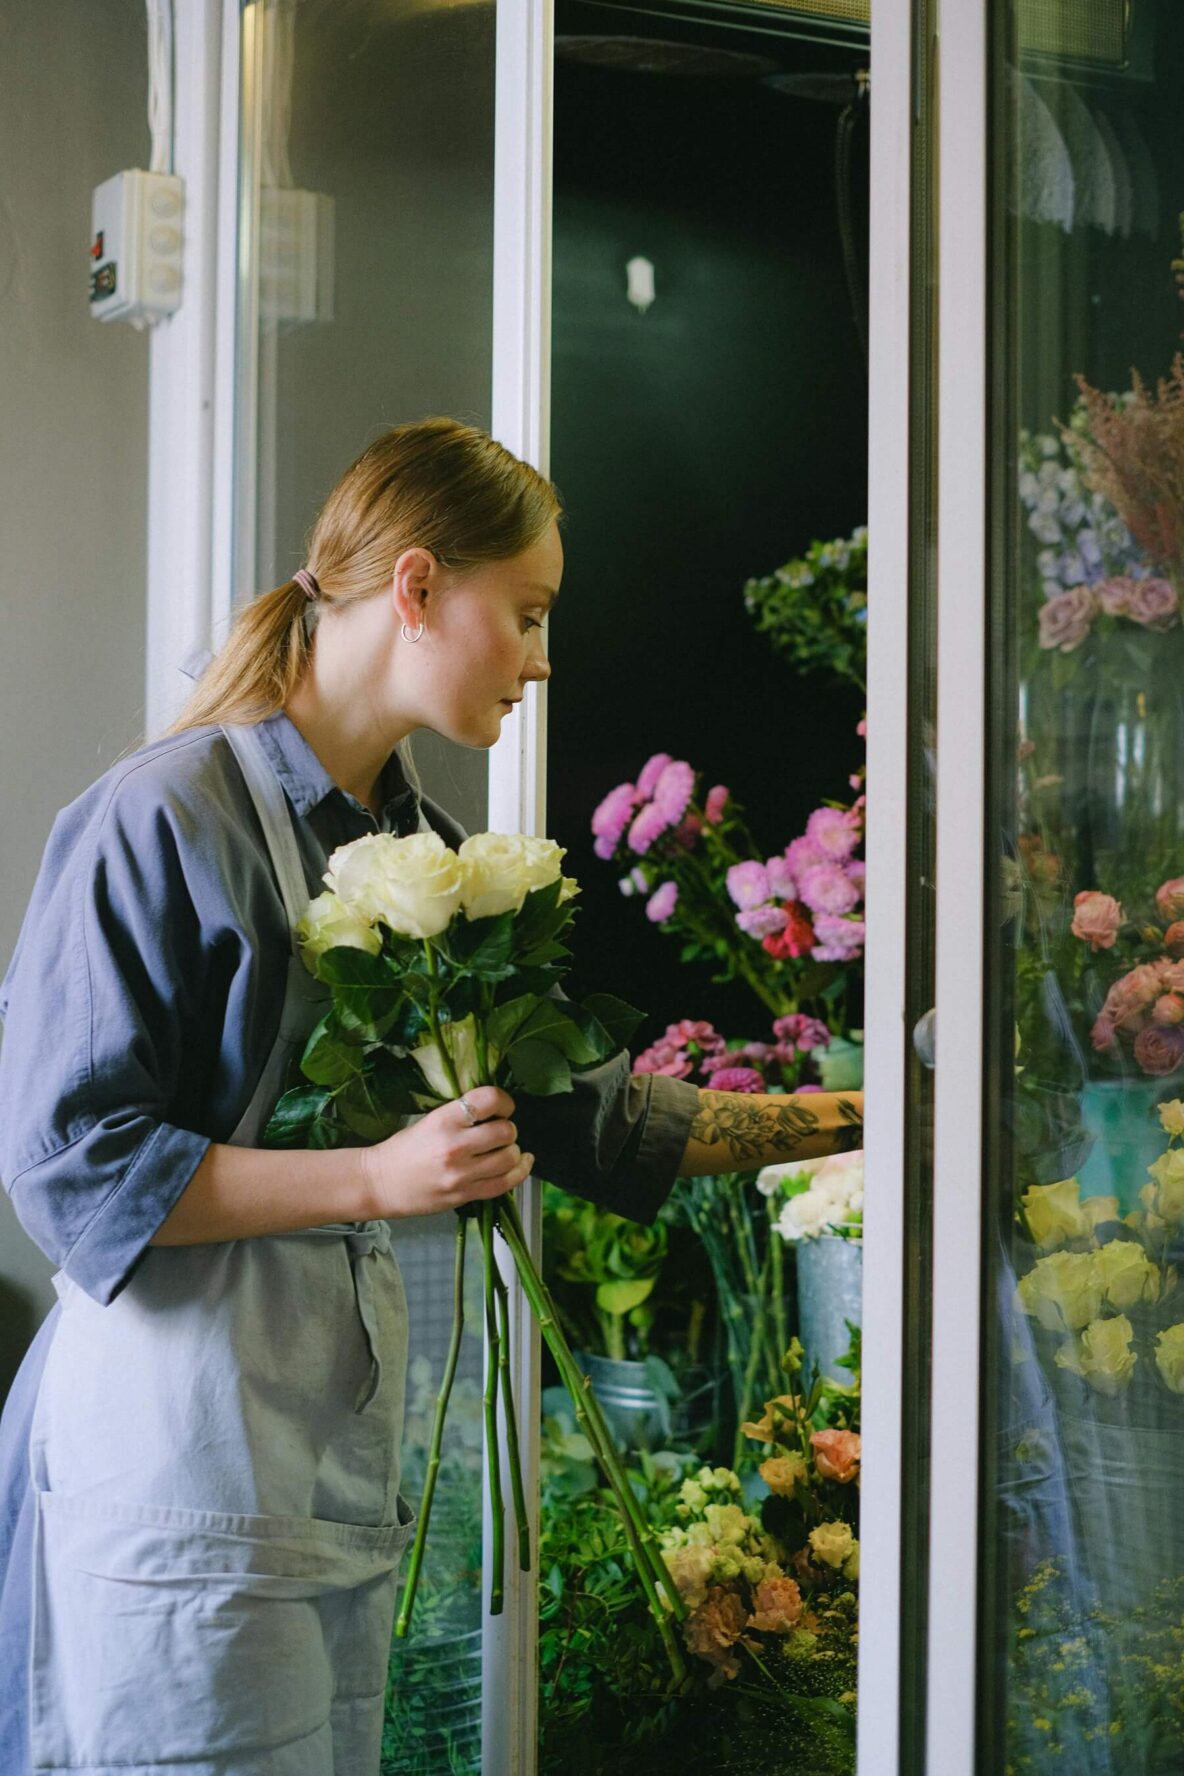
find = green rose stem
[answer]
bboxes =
[494,1194,689,1685]
[394,1212,468,1638]
[481,1203,506,1614]
[492,1260,531,1571]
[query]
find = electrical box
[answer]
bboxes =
[89,170,184,329]
[260,188,335,326]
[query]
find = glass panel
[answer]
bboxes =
[984,4,1184,1772]
[232,6,495,1772]
[542,3,869,1770]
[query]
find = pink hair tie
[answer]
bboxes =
[293,568,319,600]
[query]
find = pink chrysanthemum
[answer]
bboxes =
[627,801,676,855]
[646,880,679,923]
[652,759,695,823]
[591,782,640,859]
[806,806,862,862]
[766,855,797,900]
[785,835,826,878]
[737,905,789,940]
[637,752,674,799]
[705,785,730,824]
[726,860,771,910]
[708,1066,765,1094]
[812,913,865,961]
[798,863,861,917]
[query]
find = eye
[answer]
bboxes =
[523,616,542,631]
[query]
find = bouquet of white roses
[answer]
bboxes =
[263,828,689,1676]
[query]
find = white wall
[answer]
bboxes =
[0,0,152,1396]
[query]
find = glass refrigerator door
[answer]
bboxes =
[930,1,1184,1771]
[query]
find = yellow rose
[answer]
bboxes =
[325,831,464,939]
[1015,1250,1103,1333]
[808,1521,855,1570]
[1155,1323,1184,1393]
[1055,1315,1137,1396]
[1091,1240,1161,1311]
[1082,1195,1121,1232]
[1159,1099,1184,1138]
[1146,1148,1184,1222]
[760,1455,808,1498]
[1022,1179,1089,1250]
[295,890,382,964]
[842,1541,861,1582]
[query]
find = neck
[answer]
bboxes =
[283,624,413,814]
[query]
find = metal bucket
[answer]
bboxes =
[572,1351,719,1451]
[794,1234,863,1384]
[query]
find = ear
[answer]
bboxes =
[390,546,436,630]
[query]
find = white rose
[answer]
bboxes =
[776,1193,830,1241]
[757,1157,825,1198]
[457,832,568,921]
[325,832,463,939]
[410,1013,496,1098]
[296,891,382,963]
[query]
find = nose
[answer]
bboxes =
[524,641,551,684]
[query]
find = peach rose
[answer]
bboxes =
[1158,879,1184,922]
[1153,994,1184,1026]
[1071,891,1123,951]
[1166,923,1184,959]
[748,1575,804,1634]
[810,1429,862,1485]
[1134,1023,1184,1077]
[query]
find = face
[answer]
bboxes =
[396,521,563,749]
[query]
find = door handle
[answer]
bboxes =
[912,1007,936,1070]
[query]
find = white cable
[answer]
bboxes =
[145,0,174,175]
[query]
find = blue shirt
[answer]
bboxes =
[0,713,697,1306]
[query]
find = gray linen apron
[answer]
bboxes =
[25,721,417,1774]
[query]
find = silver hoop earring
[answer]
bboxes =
[401,621,424,644]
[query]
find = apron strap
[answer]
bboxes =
[221,723,314,946]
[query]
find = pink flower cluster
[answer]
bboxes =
[591,752,697,861]
[1039,577,1179,653]
[726,802,866,964]
[1092,955,1184,1076]
[633,1015,832,1087]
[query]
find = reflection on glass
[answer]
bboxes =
[986,5,1184,1770]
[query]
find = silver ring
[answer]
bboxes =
[459,1095,478,1126]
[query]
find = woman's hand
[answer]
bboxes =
[361,1086,534,1219]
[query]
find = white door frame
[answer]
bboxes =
[144,0,224,735]
[927,1,989,1771]
[484,3,553,1769]
[858,0,914,1768]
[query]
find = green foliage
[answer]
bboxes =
[261,879,645,1148]
[742,525,868,692]
[543,1183,670,1360]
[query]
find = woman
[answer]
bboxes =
[0,418,863,1772]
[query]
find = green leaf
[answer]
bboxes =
[512,878,567,953]
[445,910,517,980]
[595,1277,654,1316]
[487,992,542,1054]
[581,993,645,1051]
[335,1052,422,1142]
[300,1015,364,1087]
[314,947,407,1038]
[516,1000,602,1064]
[263,1084,333,1148]
[507,1039,572,1096]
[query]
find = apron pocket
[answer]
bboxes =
[30,1488,416,1769]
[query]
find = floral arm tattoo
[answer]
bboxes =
[688,1091,863,1168]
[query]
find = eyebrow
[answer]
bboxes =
[523,582,559,608]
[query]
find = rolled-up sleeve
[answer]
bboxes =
[513,1051,699,1224]
[0,782,213,1304]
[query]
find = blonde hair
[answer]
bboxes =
[166,417,562,792]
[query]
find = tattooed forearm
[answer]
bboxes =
[680,1089,865,1178]
[688,1091,821,1166]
